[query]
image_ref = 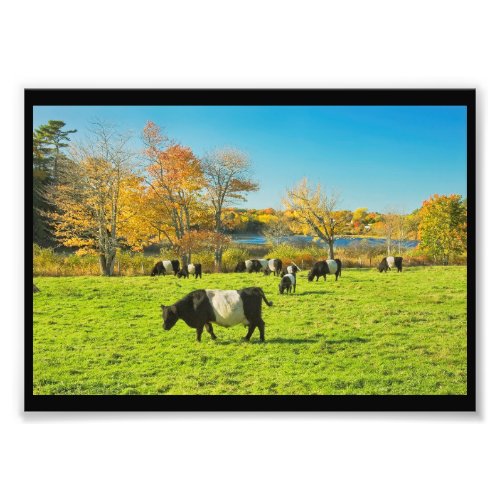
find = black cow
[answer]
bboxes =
[151,259,180,276]
[279,273,296,294]
[378,256,403,273]
[280,264,298,277]
[161,287,273,342]
[177,263,202,279]
[307,259,342,282]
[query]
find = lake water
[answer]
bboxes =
[231,233,418,248]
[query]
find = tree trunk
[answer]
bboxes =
[214,247,223,272]
[327,240,334,259]
[181,254,189,267]
[99,252,116,276]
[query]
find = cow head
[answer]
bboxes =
[278,282,286,294]
[161,304,179,330]
[307,270,314,282]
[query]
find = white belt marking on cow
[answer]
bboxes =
[268,259,276,271]
[162,260,173,274]
[326,259,338,274]
[244,260,252,270]
[387,256,395,268]
[284,273,296,285]
[188,263,195,274]
[206,290,249,327]
[258,259,269,270]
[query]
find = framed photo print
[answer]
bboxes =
[26,89,475,411]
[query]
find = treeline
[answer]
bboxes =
[33,119,467,275]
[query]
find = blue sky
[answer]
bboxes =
[33,105,467,213]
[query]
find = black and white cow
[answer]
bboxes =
[378,256,403,273]
[279,273,296,294]
[266,258,283,276]
[234,261,247,272]
[244,259,269,273]
[151,259,180,276]
[280,264,298,277]
[177,263,202,279]
[307,259,342,282]
[161,287,273,342]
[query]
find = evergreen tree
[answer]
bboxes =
[32,120,77,246]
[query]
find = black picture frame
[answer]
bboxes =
[26,89,476,412]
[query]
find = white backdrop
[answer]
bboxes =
[1,1,498,498]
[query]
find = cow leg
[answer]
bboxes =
[257,319,265,342]
[244,324,257,341]
[293,283,296,293]
[324,275,327,281]
[205,323,217,340]
[196,326,203,342]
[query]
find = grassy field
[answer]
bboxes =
[33,266,467,395]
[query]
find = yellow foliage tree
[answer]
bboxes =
[49,156,146,276]
[283,178,349,259]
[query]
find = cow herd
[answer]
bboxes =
[153,254,404,342]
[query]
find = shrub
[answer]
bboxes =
[221,247,250,272]
[190,251,216,273]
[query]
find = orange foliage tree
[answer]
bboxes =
[142,121,207,264]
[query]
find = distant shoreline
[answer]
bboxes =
[230,233,419,248]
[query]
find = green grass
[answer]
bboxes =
[33,266,467,395]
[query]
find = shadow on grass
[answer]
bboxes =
[298,290,337,296]
[326,337,368,345]
[207,336,369,345]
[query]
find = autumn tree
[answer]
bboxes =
[48,122,140,276]
[283,178,349,259]
[202,148,259,270]
[142,121,206,265]
[418,194,467,265]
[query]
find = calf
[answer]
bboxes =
[267,258,283,276]
[151,259,180,276]
[307,259,342,282]
[280,264,298,277]
[161,287,273,342]
[279,273,296,294]
[178,263,202,279]
[379,256,403,272]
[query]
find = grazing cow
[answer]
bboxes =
[244,259,269,273]
[279,273,296,294]
[378,256,403,273]
[151,259,180,276]
[280,264,298,277]
[161,287,273,342]
[307,259,342,282]
[234,261,247,272]
[178,263,202,279]
[267,258,283,276]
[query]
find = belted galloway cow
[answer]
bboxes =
[161,287,273,342]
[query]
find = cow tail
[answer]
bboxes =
[258,288,273,307]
